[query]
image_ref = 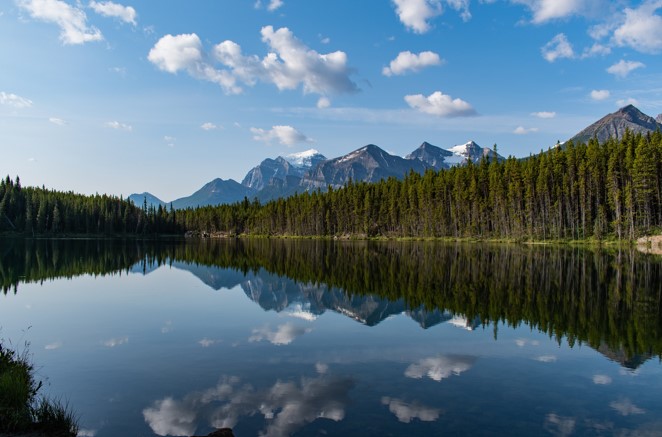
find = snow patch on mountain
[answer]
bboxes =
[284,149,325,167]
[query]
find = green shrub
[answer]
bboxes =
[0,341,78,436]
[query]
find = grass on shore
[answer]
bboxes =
[0,341,78,436]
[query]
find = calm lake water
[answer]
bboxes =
[1,238,662,436]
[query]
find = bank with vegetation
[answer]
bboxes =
[0,341,78,436]
[2,131,662,241]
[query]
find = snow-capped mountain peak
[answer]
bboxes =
[449,140,478,156]
[284,149,326,167]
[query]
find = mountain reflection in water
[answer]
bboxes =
[0,239,662,367]
[1,237,660,367]
[3,237,662,436]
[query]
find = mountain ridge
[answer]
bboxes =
[569,105,662,145]
[130,105,660,210]
[130,142,502,209]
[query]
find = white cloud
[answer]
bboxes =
[148,33,241,94]
[147,33,202,74]
[610,398,645,416]
[103,336,128,347]
[581,42,611,58]
[150,27,357,96]
[613,1,662,53]
[381,397,441,423]
[143,374,353,437]
[251,125,314,147]
[446,0,471,21]
[267,0,283,11]
[405,91,476,117]
[214,26,358,95]
[382,50,442,76]
[606,59,645,78]
[588,21,615,40]
[392,0,442,33]
[317,97,331,109]
[77,429,97,437]
[18,0,102,45]
[531,111,556,118]
[392,0,473,29]
[616,97,638,107]
[201,122,218,130]
[105,120,132,131]
[592,374,612,385]
[405,355,475,382]
[49,117,66,125]
[249,322,311,345]
[320,36,330,44]
[511,0,604,24]
[255,0,284,11]
[89,1,136,25]
[590,89,610,100]
[0,91,33,108]
[514,126,539,134]
[315,362,329,374]
[541,33,574,62]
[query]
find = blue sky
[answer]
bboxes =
[2,0,662,201]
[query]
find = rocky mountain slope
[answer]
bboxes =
[569,105,662,145]
[130,141,500,208]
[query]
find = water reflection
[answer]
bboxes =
[610,398,645,416]
[2,238,662,436]
[143,371,354,437]
[404,355,475,382]
[249,323,312,346]
[543,414,575,437]
[2,238,662,365]
[380,397,441,423]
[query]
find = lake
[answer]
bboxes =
[1,238,661,436]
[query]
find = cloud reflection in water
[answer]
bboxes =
[249,323,311,345]
[102,336,128,348]
[610,398,645,416]
[143,372,354,437]
[381,397,441,423]
[405,355,475,382]
[544,413,575,437]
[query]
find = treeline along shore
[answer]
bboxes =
[2,131,662,241]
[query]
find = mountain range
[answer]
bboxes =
[130,105,662,210]
[130,140,502,208]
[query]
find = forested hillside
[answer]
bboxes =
[178,131,662,240]
[2,130,662,240]
[0,178,181,235]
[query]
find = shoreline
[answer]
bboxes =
[4,231,661,251]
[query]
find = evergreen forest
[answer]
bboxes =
[2,131,662,241]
